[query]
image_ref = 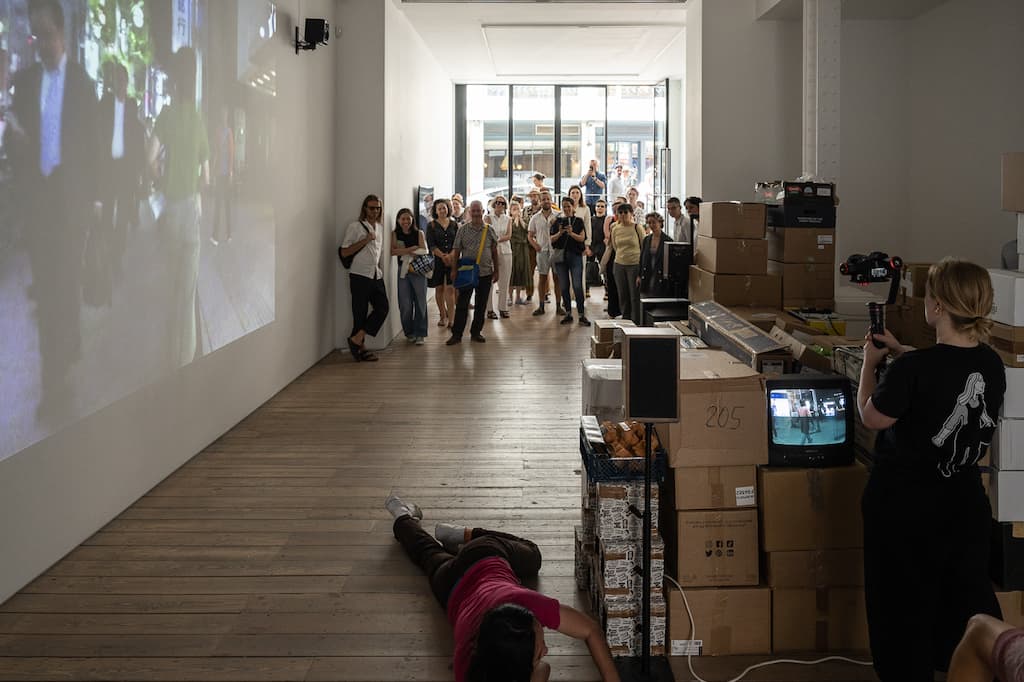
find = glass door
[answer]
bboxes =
[652,80,668,214]
[558,86,606,206]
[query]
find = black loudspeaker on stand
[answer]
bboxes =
[618,328,679,681]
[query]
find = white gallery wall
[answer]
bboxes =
[333,0,454,349]
[0,0,339,603]
[906,0,1024,267]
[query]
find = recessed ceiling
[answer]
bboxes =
[399,2,687,83]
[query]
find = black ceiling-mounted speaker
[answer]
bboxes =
[621,327,680,423]
[305,18,328,45]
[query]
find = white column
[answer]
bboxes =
[802,0,840,182]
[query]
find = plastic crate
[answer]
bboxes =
[579,425,666,483]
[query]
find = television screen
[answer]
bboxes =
[769,386,848,447]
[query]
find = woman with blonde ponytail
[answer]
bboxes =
[857,258,1006,680]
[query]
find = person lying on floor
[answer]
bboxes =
[384,494,621,682]
[947,613,1024,681]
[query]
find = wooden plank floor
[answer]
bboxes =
[0,291,878,681]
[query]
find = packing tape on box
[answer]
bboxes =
[807,469,825,513]
[815,587,830,651]
[812,550,826,587]
[709,467,724,507]
[1013,522,1024,539]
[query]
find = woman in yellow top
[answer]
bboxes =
[608,203,646,324]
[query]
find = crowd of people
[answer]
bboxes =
[339,162,703,359]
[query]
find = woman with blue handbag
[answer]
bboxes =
[392,208,430,345]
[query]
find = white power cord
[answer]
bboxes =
[663,575,874,682]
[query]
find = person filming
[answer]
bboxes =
[858,258,1005,681]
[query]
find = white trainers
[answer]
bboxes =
[415,337,426,346]
[384,494,423,520]
[435,523,468,554]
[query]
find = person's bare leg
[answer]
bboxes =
[948,614,1015,682]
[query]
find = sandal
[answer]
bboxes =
[346,337,362,361]
[500,311,510,319]
[437,317,447,327]
[487,311,498,320]
[359,350,379,362]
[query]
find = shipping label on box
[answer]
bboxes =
[771,588,869,653]
[758,464,868,552]
[689,266,783,309]
[765,549,865,588]
[695,237,768,275]
[991,469,1024,522]
[672,465,758,510]
[668,586,772,656]
[698,202,767,240]
[994,420,1024,471]
[674,509,760,587]
[689,301,793,374]
[767,228,836,264]
[990,269,1024,327]
[666,350,768,468]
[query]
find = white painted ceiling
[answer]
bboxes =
[398,2,687,83]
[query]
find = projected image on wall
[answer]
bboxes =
[0,0,277,461]
[769,388,847,447]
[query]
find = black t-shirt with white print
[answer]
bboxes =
[872,343,1005,480]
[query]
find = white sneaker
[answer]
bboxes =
[435,523,468,554]
[384,494,423,520]
[415,337,426,346]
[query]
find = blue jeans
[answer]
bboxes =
[555,252,586,317]
[397,273,428,338]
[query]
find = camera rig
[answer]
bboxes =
[839,252,903,348]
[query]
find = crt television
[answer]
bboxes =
[766,374,854,467]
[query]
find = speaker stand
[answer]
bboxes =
[615,423,673,682]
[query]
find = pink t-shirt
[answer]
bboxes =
[446,557,561,682]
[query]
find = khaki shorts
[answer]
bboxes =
[536,248,552,276]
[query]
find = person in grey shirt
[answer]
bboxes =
[447,201,500,345]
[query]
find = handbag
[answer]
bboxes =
[453,226,490,290]
[338,221,373,269]
[409,253,435,277]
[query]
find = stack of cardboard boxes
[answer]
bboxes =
[759,464,871,653]
[689,203,782,310]
[660,350,773,656]
[590,319,636,359]
[578,476,667,657]
[886,263,937,349]
[764,182,837,311]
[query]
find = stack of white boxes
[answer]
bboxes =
[578,478,666,657]
[581,477,667,655]
[987,152,1024,598]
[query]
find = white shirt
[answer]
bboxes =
[608,176,626,201]
[111,98,125,160]
[670,214,689,243]
[490,214,512,255]
[572,204,592,247]
[342,219,384,279]
[529,210,557,250]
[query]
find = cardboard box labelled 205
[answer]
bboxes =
[767,261,835,308]
[772,588,869,653]
[1004,152,1024,213]
[767,228,835,264]
[665,350,768,469]
[668,586,771,656]
[689,266,782,309]
[695,237,768,275]
[698,202,767,240]
[759,464,868,552]
[672,509,760,587]
[765,549,865,588]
